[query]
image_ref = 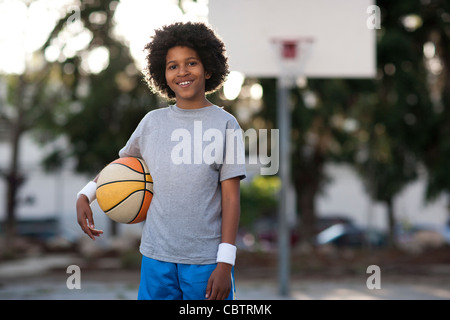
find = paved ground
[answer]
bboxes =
[0,254,449,300]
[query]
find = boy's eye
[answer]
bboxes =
[167,61,197,70]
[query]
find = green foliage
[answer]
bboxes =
[253,1,450,244]
[38,0,159,175]
[240,176,280,229]
[366,0,450,202]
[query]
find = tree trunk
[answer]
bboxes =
[4,75,26,251]
[297,185,317,244]
[294,151,324,245]
[385,197,396,248]
[5,126,22,243]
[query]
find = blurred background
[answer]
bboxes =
[0,0,450,299]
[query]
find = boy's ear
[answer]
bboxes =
[205,71,212,79]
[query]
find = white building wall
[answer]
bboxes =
[316,163,449,230]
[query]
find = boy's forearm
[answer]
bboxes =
[220,177,241,245]
[221,202,239,245]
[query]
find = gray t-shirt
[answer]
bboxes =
[119,105,246,264]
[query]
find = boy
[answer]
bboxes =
[76,22,246,300]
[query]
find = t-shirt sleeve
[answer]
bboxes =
[118,115,147,159]
[220,118,247,182]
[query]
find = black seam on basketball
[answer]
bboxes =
[97,182,154,197]
[137,160,153,183]
[130,190,152,223]
[111,162,146,175]
[136,158,153,183]
[104,189,149,214]
[97,179,153,189]
[137,158,145,173]
[133,159,146,224]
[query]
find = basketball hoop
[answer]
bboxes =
[279,40,299,59]
[271,37,314,87]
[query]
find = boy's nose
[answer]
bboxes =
[177,65,190,76]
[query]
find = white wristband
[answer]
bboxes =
[216,243,237,266]
[77,181,97,204]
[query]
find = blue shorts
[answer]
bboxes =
[138,255,236,300]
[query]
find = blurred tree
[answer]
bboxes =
[353,6,430,247]
[255,0,450,247]
[410,0,450,201]
[258,78,363,244]
[0,0,72,249]
[39,1,157,173]
[38,1,158,235]
[290,79,370,244]
[357,0,450,246]
[1,67,61,250]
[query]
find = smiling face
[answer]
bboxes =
[165,46,212,109]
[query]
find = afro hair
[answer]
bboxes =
[143,22,229,100]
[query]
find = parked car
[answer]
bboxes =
[395,222,448,252]
[315,217,387,248]
[255,214,385,248]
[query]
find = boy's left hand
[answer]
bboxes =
[205,262,232,300]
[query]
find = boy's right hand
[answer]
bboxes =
[76,195,103,240]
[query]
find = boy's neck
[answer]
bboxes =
[176,97,213,110]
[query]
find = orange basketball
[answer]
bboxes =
[96,157,153,224]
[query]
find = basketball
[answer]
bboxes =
[96,157,153,224]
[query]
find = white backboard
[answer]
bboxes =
[208,0,376,78]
